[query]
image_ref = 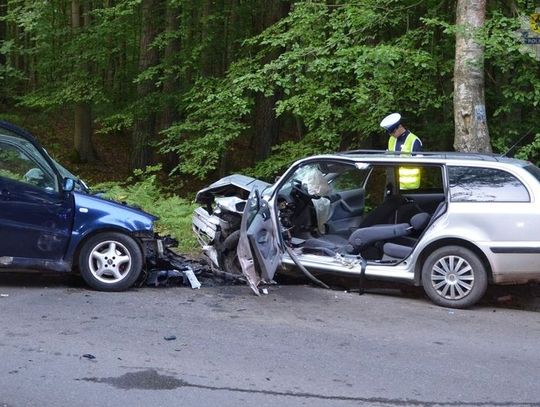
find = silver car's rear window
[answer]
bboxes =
[448,166,530,202]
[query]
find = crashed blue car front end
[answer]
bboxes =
[0,120,167,291]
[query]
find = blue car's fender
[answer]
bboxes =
[64,192,157,262]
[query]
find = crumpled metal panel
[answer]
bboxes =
[195,174,270,205]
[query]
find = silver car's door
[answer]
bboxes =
[237,189,282,295]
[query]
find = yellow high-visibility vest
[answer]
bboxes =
[388,132,421,190]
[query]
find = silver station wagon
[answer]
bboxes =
[193,151,540,308]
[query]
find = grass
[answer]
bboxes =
[95,166,200,255]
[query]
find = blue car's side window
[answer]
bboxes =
[0,141,57,191]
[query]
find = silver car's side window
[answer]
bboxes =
[330,168,369,193]
[448,166,530,202]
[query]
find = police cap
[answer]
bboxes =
[380,113,401,133]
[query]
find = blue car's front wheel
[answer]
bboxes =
[79,232,143,291]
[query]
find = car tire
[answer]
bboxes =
[79,232,143,291]
[421,245,487,309]
[222,230,242,276]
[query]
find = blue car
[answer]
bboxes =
[0,120,162,291]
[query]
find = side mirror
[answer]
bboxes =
[62,177,75,192]
[251,189,260,211]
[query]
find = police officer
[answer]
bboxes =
[380,113,422,189]
[380,112,422,153]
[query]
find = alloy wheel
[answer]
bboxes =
[87,240,132,284]
[430,255,474,300]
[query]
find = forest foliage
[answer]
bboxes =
[1,0,539,185]
[95,165,199,252]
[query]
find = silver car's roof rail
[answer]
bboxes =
[338,149,501,161]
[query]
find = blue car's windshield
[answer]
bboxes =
[40,148,89,192]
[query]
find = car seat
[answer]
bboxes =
[382,204,445,259]
[302,212,430,257]
[357,194,407,228]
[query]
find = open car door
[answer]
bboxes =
[237,189,282,295]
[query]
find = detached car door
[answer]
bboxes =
[237,189,281,294]
[0,129,73,260]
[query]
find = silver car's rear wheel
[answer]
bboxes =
[422,246,487,309]
[431,255,474,300]
[79,232,143,291]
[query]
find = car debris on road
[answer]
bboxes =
[142,238,244,289]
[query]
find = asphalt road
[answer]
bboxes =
[1,273,540,407]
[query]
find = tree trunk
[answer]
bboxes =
[200,0,215,77]
[254,93,279,161]
[72,0,97,162]
[224,0,238,73]
[453,0,491,153]
[74,103,95,161]
[0,0,6,104]
[214,0,239,177]
[0,0,6,68]
[158,3,182,173]
[130,0,161,171]
[252,0,289,162]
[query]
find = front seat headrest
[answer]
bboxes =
[410,212,430,231]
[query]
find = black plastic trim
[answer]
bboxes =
[490,247,540,254]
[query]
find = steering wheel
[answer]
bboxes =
[291,179,317,200]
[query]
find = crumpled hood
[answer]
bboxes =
[195,174,271,205]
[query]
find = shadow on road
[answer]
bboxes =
[1,270,539,311]
[0,272,85,289]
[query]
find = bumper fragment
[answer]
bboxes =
[141,234,244,288]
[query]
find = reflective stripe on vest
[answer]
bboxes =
[399,167,421,189]
[388,132,421,189]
